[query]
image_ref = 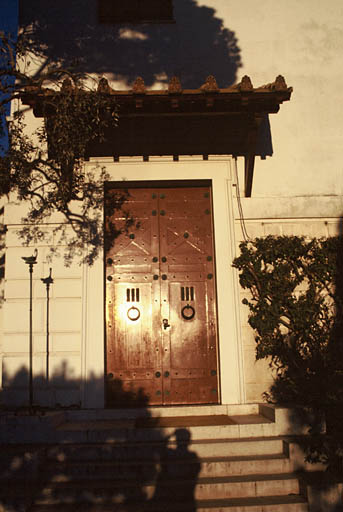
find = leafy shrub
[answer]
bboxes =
[233,235,343,469]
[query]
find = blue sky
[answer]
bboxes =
[0,0,18,152]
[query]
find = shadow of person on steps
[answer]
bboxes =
[150,428,200,512]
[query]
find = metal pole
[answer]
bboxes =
[41,269,53,384]
[22,249,38,409]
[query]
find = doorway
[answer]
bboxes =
[105,181,220,406]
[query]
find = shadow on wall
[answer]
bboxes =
[18,0,275,158]
[0,206,5,303]
[19,0,242,88]
[256,115,273,159]
[1,361,155,409]
[0,365,200,511]
[1,361,98,408]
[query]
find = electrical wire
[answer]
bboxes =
[234,158,250,242]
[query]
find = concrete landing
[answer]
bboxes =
[0,403,316,444]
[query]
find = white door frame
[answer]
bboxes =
[82,156,243,408]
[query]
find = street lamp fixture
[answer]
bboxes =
[22,248,38,409]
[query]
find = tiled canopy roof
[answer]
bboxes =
[25,74,292,111]
[23,75,292,196]
[98,73,291,94]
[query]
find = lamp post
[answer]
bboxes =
[22,249,38,409]
[41,268,53,384]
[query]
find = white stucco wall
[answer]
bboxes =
[199,0,343,198]
[233,189,343,402]
[16,1,343,199]
[2,204,84,407]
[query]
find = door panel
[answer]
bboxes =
[105,184,219,406]
[160,187,218,405]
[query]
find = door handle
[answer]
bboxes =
[163,318,170,330]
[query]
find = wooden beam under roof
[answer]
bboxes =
[22,75,292,196]
[244,114,264,197]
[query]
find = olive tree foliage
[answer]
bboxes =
[0,29,127,265]
[233,236,343,468]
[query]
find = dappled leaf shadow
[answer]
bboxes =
[1,0,245,272]
[0,362,200,511]
[19,0,242,88]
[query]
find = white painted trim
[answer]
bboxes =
[80,262,88,406]
[230,158,247,403]
[83,256,105,408]
[85,156,243,406]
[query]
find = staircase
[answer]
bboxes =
[0,404,315,511]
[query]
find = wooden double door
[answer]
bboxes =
[105,181,219,406]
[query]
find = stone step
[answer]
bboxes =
[197,495,308,512]
[29,493,309,511]
[37,453,292,481]
[43,436,286,460]
[63,404,261,421]
[31,472,301,504]
[0,432,310,511]
[1,404,310,445]
[54,418,276,443]
[0,405,312,445]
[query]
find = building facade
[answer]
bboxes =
[1,0,343,408]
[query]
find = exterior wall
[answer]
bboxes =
[1,157,243,407]
[1,155,342,407]
[2,1,343,407]
[198,0,343,199]
[2,205,85,407]
[14,0,343,199]
[233,186,343,402]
